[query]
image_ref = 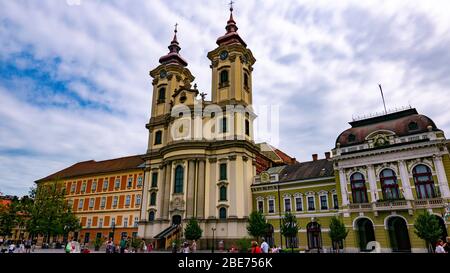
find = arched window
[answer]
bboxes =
[413,165,436,199]
[154,130,162,145]
[380,169,400,200]
[174,165,184,193]
[220,70,229,85]
[158,87,166,101]
[219,207,227,219]
[148,211,155,221]
[219,186,227,201]
[350,173,368,203]
[150,192,157,206]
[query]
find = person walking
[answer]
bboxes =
[435,239,446,253]
[25,239,31,253]
[182,241,190,253]
[105,238,114,253]
[251,241,262,253]
[119,237,127,254]
[191,240,197,253]
[171,241,177,253]
[260,238,269,253]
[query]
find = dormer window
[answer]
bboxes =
[219,70,229,87]
[157,87,166,103]
[348,134,356,143]
[408,121,419,131]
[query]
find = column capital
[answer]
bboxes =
[208,158,217,163]
[228,155,237,161]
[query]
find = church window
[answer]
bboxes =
[220,163,227,180]
[150,192,156,206]
[158,87,166,102]
[219,207,227,219]
[219,70,229,86]
[148,211,155,221]
[244,73,249,88]
[219,186,227,201]
[154,130,162,145]
[151,172,158,187]
[174,165,184,193]
[220,117,228,133]
[350,172,368,203]
[245,119,250,136]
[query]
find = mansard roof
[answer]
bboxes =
[276,159,334,183]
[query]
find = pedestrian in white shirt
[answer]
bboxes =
[260,238,269,253]
[435,239,446,253]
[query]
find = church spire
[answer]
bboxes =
[216,1,247,47]
[159,23,188,67]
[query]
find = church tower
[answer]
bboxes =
[139,6,262,250]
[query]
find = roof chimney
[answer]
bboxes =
[325,152,331,159]
[312,154,318,161]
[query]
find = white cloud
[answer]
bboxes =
[1,0,450,195]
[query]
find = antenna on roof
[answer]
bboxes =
[378,84,388,115]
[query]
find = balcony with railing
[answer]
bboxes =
[347,197,447,212]
[413,198,446,209]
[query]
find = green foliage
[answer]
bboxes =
[329,217,348,251]
[130,237,143,251]
[247,211,269,240]
[280,212,299,251]
[184,218,203,241]
[94,236,105,249]
[414,211,444,252]
[25,182,81,242]
[236,237,252,253]
[0,202,18,237]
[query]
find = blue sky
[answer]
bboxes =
[1,0,450,196]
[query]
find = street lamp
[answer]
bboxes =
[211,227,216,253]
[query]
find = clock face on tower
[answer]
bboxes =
[160,70,167,78]
[220,50,229,60]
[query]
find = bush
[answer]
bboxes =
[236,237,252,253]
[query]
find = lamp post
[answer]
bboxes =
[211,227,216,253]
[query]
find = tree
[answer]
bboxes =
[280,212,299,253]
[0,201,19,238]
[414,211,444,253]
[329,216,348,253]
[184,218,203,242]
[25,182,80,243]
[247,211,269,242]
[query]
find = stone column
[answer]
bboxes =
[433,155,450,198]
[398,160,414,200]
[229,155,238,218]
[196,160,206,219]
[367,165,378,202]
[339,168,349,206]
[208,158,217,218]
[140,167,152,221]
[157,164,166,220]
[163,161,172,219]
[186,160,196,218]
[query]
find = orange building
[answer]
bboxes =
[35,155,145,245]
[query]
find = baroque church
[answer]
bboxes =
[35,6,450,252]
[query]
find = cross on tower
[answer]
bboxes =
[174,23,178,33]
[229,0,234,12]
[200,92,207,101]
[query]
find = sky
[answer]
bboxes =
[1,0,450,196]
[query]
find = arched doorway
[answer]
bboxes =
[307,222,322,252]
[264,224,274,247]
[356,218,375,251]
[387,217,411,252]
[172,215,182,226]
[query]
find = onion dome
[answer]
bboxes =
[216,4,247,47]
[159,23,188,67]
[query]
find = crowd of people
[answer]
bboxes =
[0,238,34,253]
